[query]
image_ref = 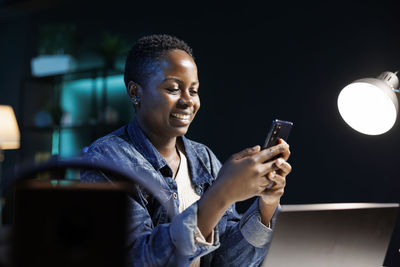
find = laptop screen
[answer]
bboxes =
[261,203,399,267]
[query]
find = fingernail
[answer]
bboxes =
[276,158,283,166]
[252,145,259,150]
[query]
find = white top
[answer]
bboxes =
[175,149,213,266]
[175,149,201,213]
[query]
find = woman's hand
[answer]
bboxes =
[258,139,291,225]
[214,140,290,205]
[260,139,291,204]
[197,139,291,238]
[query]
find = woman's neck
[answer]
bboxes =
[137,121,177,159]
[137,119,183,178]
[145,132,181,177]
[152,136,177,159]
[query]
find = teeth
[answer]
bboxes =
[171,113,190,120]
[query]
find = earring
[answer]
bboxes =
[131,95,140,105]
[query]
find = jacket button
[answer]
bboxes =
[172,192,178,199]
[196,185,203,195]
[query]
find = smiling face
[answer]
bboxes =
[131,49,200,141]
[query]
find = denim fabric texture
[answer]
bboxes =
[81,118,274,267]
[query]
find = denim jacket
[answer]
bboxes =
[81,118,274,267]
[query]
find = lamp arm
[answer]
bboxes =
[392,70,400,93]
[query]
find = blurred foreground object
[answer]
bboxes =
[12,180,128,267]
[0,157,178,266]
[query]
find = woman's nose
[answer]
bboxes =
[178,92,194,107]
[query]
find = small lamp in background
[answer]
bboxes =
[337,71,399,135]
[0,105,20,179]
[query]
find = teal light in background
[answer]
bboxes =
[62,77,103,124]
[105,75,134,122]
[51,128,60,155]
[59,74,133,158]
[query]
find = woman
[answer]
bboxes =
[81,34,291,267]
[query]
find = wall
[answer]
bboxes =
[1,0,400,205]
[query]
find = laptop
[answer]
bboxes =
[261,203,399,267]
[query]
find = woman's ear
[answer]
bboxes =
[127,81,141,98]
[127,81,143,107]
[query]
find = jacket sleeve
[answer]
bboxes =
[124,192,220,266]
[204,147,276,267]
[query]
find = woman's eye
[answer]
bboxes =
[190,89,198,95]
[166,88,180,93]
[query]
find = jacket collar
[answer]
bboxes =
[127,118,169,172]
[181,136,215,187]
[127,117,215,186]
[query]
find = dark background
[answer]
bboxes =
[1,0,400,206]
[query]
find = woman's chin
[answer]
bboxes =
[174,127,190,137]
[167,124,191,137]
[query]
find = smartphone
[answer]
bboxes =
[262,119,293,149]
[262,119,293,189]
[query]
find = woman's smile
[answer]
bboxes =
[170,112,193,125]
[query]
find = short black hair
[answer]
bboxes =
[124,34,193,89]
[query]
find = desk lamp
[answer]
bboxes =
[0,105,20,180]
[337,71,399,135]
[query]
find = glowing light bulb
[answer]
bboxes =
[337,72,399,135]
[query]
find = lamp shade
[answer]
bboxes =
[0,105,20,150]
[337,71,399,135]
